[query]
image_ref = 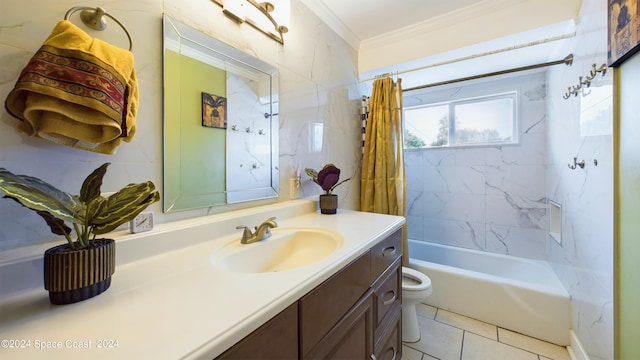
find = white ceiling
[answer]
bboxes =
[299,0,580,88]
[313,0,481,41]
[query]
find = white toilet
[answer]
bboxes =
[401,266,432,342]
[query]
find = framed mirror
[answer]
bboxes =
[163,15,279,212]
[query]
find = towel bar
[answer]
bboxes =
[64,6,133,51]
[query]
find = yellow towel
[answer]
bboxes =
[4,20,138,154]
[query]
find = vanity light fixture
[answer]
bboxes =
[214,0,290,44]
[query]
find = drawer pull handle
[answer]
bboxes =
[372,347,396,360]
[389,346,397,360]
[382,290,396,306]
[381,246,396,257]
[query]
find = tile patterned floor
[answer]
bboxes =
[401,304,571,360]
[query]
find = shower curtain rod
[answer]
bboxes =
[403,53,574,92]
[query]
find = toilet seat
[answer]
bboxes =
[402,267,432,291]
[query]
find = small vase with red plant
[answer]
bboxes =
[305,164,351,214]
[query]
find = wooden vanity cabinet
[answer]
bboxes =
[215,229,403,360]
[216,303,298,360]
[370,230,403,360]
[373,308,401,360]
[301,231,402,360]
[299,250,372,357]
[302,289,374,359]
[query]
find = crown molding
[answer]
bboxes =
[300,0,516,52]
[298,0,361,50]
[361,0,516,50]
[300,0,579,74]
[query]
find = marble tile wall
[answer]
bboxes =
[225,72,274,195]
[404,71,549,260]
[0,0,364,252]
[545,0,613,358]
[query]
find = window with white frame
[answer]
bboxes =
[404,92,518,149]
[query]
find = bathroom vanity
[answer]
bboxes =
[0,199,404,359]
[218,228,402,359]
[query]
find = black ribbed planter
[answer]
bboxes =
[44,238,116,305]
[319,194,338,214]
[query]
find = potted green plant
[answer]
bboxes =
[0,163,159,304]
[305,164,351,214]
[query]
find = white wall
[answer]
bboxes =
[546,0,613,358]
[0,0,364,252]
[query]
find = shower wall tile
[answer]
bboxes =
[485,194,547,229]
[545,0,613,358]
[422,218,487,251]
[424,165,485,194]
[405,148,427,165]
[520,100,547,135]
[423,192,486,224]
[406,71,548,260]
[487,132,547,166]
[423,148,457,167]
[406,169,425,193]
[407,190,426,217]
[449,147,487,166]
[485,225,547,259]
[485,164,547,198]
[407,214,425,240]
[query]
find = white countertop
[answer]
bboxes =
[0,200,404,359]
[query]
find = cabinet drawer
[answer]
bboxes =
[299,250,371,357]
[373,258,401,338]
[374,308,401,360]
[371,229,402,280]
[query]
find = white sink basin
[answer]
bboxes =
[212,227,344,273]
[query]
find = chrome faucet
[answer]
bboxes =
[236,217,278,244]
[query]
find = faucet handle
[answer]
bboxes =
[236,225,253,238]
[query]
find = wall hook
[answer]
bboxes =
[580,76,592,88]
[563,63,608,99]
[587,63,607,80]
[568,157,585,170]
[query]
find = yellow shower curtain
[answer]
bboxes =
[361,77,408,266]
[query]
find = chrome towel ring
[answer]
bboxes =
[64,6,133,51]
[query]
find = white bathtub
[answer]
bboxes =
[408,239,570,346]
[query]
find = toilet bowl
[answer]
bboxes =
[401,266,432,343]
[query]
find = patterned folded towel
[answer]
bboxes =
[4,20,138,154]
